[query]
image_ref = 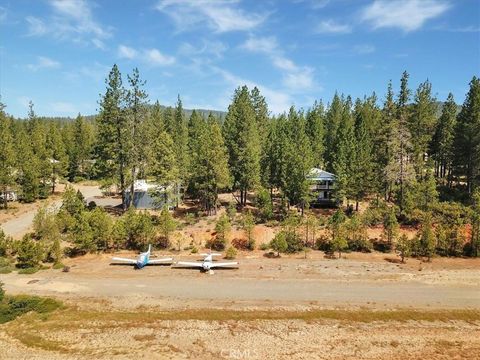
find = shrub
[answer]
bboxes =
[18,267,39,274]
[206,236,226,251]
[52,262,64,270]
[259,243,269,251]
[0,281,4,301]
[270,232,288,256]
[113,208,155,250]
[16,234,44,269]
[191,246,198,254]
[0,295,62,324]
[226,202,236,221]
[232,238,250,251]
[396,234,411,263]
[256,188,273,222]
[242,210,255,250]
[0,230,13,257]
[225,246,237,259]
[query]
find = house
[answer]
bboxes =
[306,168,336,205]
[124,180,177,209]
[0,188,18,202]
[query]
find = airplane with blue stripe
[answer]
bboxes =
[112,245,173,269]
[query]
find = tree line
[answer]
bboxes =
[0,67,479,217]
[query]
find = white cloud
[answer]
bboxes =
[118,45,138,59]
[178,39,228,58]
[292,0,330,9]
[118,45,175,66]
[240,36,316,91]
[361,0,450,32]
[447,26,480,33]
[353,44,375,54]
[91,38,106,50]
[283,69,315,90]
[241,36,278,54]
[27,56,61,71]
[145,49,176,66]
[26,16,48,36]
[156,0,267,32]
[213,66,292,114]
[50,101,77,115]
[25,0,112,47]
[316,20,352,34]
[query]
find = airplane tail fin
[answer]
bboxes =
[148,244,151,254]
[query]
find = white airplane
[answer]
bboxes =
[175,252,238,273]
[111,245,173,269]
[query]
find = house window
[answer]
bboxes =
[324,191,328,199]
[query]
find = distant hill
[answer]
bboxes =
[13,105,227,123]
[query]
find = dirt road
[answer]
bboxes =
[0,185,119,239]
[2,254,479,310]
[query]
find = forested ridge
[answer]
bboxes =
[0,65,479,265]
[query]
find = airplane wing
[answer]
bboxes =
[148,257,173,264]
[175,261,204,268]
[111,257,137,264]
[210,262,238,268]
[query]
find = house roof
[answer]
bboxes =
[126,179,171,193]
[307,168,336,181]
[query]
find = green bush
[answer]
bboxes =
[18,267,39,274]
[225,246,237,259]
[255,188,273,222]
[190,246,198,254]
[16,234,44,269]
[0,294,62,324]
[259,243,269,251]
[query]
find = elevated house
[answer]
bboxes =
[307,168,336,205]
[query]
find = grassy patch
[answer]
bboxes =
[17,267,39,274]
[33,307,480,324]
[0,295,63,324]
[52,262,64,270]
[0,266,13,274]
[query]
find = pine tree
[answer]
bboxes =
[173,96,189,173]
[431,93,457,183]
[126,68,149,207]
[68,114,94,181]
[223,86,261,206]
[189,114,230,213]
[469,189,480,257]
[332,98,355,205]
[305,100,325,168]
[27,102,51,198]
[419,213,435,261]
[410,80,437,176]
[46,122,67,193]
[383,207,399,248]
[0,103,15,209]
[385,72,416,214]
[453,76,480,195]
[283,107,313,213]
[378,81,397,200]
[15,124,39,202]
[324,93,343,172]
[151,130,179,206]
[351,97,375,210]
[96,64,130,209]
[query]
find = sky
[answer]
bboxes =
[0,0,479,118]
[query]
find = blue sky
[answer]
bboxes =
[0,0,479,117]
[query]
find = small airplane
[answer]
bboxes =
[175,252,238,274]
[111,244,173,269]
